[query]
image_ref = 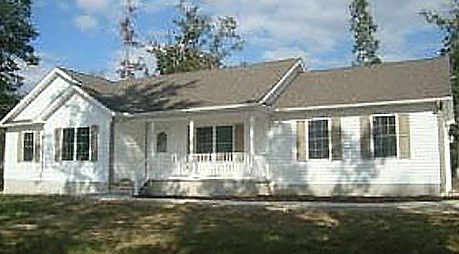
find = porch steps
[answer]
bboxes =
[138,178,272,197]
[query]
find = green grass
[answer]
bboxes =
[1,195,459,254]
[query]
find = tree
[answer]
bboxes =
[349,0,381,66]
[422,1,459,176]
[117,0,149,79]
[150,1,243,75]
[0,0,39,118]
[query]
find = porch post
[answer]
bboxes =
[151,122,155,156]
[189,120,194,155]
[250,116,255,155]
[144,122,149,179]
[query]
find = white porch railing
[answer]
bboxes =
[148,152,268,180]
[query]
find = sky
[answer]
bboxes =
[20,0,447,93]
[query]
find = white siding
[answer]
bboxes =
[149,120,188,157]
[3,92,112,194]
[15,77,70,121]
[267,110,441,195]
[114,120,146,182]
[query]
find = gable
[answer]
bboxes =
[1,68,113,127]
[14,76,71,121]
[0,68,78,125]
[46,92,112,127]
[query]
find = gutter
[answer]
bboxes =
[274,96,453,112]
[118,103,261,120]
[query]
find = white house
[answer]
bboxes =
[0,57,454,196]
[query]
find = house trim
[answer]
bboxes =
[260,59,303,106]
[118,103,261,120]
[274,96,453,112]
[0,68,76,125]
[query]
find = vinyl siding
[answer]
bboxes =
[15,77,70,121]
[113,120,146,182]
[3,93,111,194]
[267,110,441,192]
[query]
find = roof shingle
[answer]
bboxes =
[275,57,451,109]
[60,58,299,113]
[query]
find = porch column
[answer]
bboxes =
[189,120,194,155]
[250,116,255,155]
[151,122,155,156]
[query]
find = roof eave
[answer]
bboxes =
[117,103,262,120]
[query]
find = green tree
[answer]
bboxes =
[422,1,459,176]
[0,0,39,118]
[150,1,243,75]
[349,0,381,66]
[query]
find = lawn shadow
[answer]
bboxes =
[1,196,458,254]
[170,204,457,254]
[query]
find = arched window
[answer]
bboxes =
[156,132,167,153]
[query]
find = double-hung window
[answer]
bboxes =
[196,126,234,154]
[23,132,35,162]
[76,127,90,160]
[56,126,98,161]
[297,118,338,161]
[372,115,397,158]
[62,128,75,161]
[308,119,331,160]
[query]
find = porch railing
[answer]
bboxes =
[147,152,268,180]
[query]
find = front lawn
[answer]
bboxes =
[0,195,458,253]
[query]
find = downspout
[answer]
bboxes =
[144,122,149,181]
[108,116,116,192]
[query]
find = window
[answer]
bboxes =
[308,119,330,159]
[372,115,397,158]
[57,126,98,161]
[76,127,90,160]
[157,132,167,153]
[196,126,233,154]
[216,126,233,153]
[196,127,213,153]
[62,128,74,161]
[23,132,34,162]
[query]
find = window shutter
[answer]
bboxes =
[398,113,411,159]
[54,128,61,161]
[360,115,372,159]
[91,125,99,161]
[235,123,244,152]
[34,131,41,162]
[331,117,342,160]
[296,121,306,161]
[17,132,23,162]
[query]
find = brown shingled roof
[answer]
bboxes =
[60,58,299,113]
[275,56,452,109]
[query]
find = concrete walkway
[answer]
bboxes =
[94,194,459,212]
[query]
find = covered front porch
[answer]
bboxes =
[112,109,270,195]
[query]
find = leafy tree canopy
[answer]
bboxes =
[150,1,243,75]
[349,0,381,66]
[0,0,39,118]
[422,1,459,174]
